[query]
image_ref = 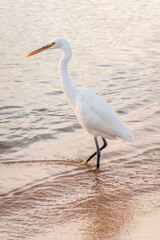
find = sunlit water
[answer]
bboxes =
[0,0,160,239]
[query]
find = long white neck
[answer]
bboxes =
[59,46,77,109]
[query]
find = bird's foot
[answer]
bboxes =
[94,168,100,173]
[81,159,88,165]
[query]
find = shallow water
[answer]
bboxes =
[0,0,160,239]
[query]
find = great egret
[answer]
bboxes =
[26,37,134,170]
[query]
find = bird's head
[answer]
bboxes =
[26,37,71,57]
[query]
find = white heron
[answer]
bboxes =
[26,37,134,170]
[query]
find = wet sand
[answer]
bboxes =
[0,151,160,240]
[122,209,160,240]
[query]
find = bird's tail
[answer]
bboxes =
[122,130,134,142]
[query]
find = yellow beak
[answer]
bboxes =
[26,44,51,57]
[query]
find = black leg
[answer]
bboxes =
[87,138,107,163]
[81,137,107,167]
[94,137,101,169]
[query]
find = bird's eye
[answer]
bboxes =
[48,42,55,47]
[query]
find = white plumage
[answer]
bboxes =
[27,37,134,169]
[75,87,133,141]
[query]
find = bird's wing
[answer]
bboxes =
[75,88,132,140]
